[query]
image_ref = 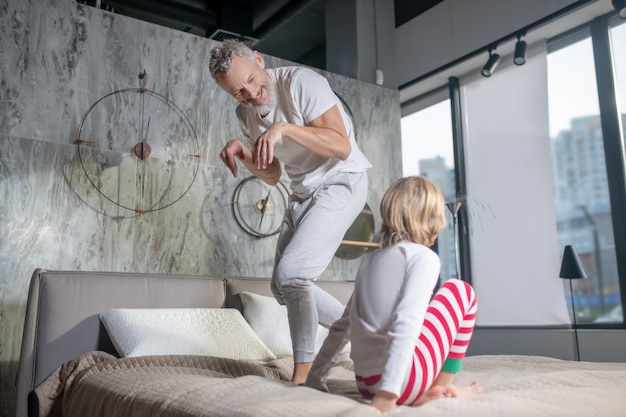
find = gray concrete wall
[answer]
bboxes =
[0,1,402,415]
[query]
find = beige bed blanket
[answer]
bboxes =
[34,351,626,417]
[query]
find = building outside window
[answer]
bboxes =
[548,20,625,324]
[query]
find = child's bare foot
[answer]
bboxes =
[453,381,485,399]
[411,381,484,406]
[411,385,449,406]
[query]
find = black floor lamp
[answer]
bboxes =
[559,245,588,361]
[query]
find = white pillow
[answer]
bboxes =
[239,291,348,358]
[99,308,276,361]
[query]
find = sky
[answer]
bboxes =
[401,21,626,177]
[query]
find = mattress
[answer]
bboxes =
[33,351,626,417]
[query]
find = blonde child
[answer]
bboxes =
[305,176,484,413]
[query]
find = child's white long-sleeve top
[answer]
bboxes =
[306,241,441,397]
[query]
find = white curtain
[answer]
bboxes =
[460,43,571,325]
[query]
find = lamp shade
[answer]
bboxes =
[559,245,587,279]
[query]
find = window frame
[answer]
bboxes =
[399,12,626,329]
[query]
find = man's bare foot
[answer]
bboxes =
[411,381,484,406]
[292,362,313,385]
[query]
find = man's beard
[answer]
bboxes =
[249,80,277,118]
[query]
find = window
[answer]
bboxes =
[611,20,626,114]
[401,95,458,282]
[400,12,626,330]
[547,19,625,325]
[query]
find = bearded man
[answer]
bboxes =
[209,39,371,384]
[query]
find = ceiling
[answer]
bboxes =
[82,0,442,71]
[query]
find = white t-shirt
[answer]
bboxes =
[236,66,371,198]
[306,241,441,397]
[350,242,441,396]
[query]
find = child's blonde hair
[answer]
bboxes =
[379,176,447,248]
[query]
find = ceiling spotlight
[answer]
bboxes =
[514,36,527,66]
[613,0,626,18]
[481,49,501,77]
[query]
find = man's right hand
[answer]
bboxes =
[220,138,282,185]
[220,139,248,178]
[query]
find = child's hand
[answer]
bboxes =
[371,390,398,413]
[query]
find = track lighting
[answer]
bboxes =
[514,35,527,66]
[613,0,626,18]
[481,49,501,77]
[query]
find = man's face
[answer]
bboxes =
[215,52,275,115]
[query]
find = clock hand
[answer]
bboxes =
[141,117,150,160]
[138,116,151,210]
[258,188,272,229]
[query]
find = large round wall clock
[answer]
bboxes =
[231,176,290,239]
[75,71,200,214]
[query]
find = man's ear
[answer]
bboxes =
[253,50,265,69]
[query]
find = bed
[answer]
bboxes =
[16,268,626,417]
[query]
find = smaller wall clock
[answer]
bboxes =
[231,176,289,239]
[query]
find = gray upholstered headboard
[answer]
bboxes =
[15,268,354,417]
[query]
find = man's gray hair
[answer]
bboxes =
[209,39,256,79]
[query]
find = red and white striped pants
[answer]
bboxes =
[355,279,477,404]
